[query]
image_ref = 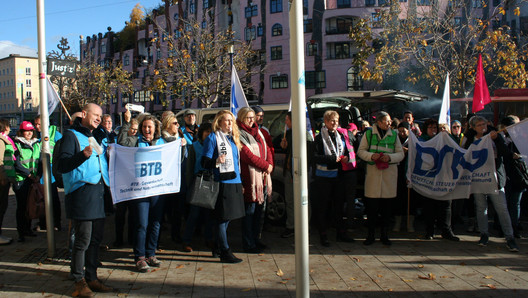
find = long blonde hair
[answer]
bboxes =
[212,110,241,149]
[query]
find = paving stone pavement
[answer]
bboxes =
[1,190,528,297]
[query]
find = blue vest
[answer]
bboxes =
[137,136,165,147]
[63,130,110,195]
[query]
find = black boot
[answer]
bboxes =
[220,248,242,263]
[320,233,330,247]
[363,229,375,246]
[380,229,392,246]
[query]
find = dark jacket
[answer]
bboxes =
[313,129,349,177]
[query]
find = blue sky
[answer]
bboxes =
[0,0,162,59]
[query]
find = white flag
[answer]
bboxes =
[506,118,528,159]
[43,77,60,114]
[230,64,249,117]
[438,73,450,127]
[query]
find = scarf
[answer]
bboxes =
[161,130,179,142]
[15,136,39,148]
[239,124,272,204]
[215,130,235,174]
[321,126,344,157]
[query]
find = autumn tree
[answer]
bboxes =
[349,0,528,100]
[145,9,264,108]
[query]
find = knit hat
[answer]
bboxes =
[19,121,35,131]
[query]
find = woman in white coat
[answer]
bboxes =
[357,111,404,245]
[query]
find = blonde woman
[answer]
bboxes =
[201,110,245,263]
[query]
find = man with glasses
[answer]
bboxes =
[450,120,464,145]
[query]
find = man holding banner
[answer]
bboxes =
[57,103,114,296]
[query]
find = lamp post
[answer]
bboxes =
[20,83,24,122]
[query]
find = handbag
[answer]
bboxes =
[187,170,220,209]
[27,182,45,220]
[512,158,528,189]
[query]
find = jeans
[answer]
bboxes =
[242,202,263,249]
[182,205,213,244]
[71,218,105,282]
[474,189,514,239]
[13,179,31,235]
[505,184,525,232]
[133,196,164,259]
[216,220,230,250]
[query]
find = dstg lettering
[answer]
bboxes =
[412,144,488,179]
[134,150,163,178]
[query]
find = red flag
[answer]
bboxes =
[472,54,491,113]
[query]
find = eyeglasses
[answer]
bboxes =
[173,122,179,126]
[452,125,461,128]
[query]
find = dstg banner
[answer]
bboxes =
[108,140,182,203]
[407,132,497,200]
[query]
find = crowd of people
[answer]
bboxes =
[0,103,526,297]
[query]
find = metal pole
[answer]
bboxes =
[289,0,309,297]
[20,83,24,122]
[37,0,56,258]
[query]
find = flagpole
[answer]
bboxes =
[289,0,310,296]
[37,0,56,257]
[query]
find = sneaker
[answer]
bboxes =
[506,238,519,252]
[74,278,94,297]
[87,279,114,292]
[136,258,150,272]
[478,234,489,246]
[441,231,460,242]
[0,235,12,245]
[146,256,162,267]
[281,228,294,238]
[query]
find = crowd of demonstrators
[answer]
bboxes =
[357,111,404,246]
[201,110,246,263]
[237,107,273,253]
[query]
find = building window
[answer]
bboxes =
[327,42,352,59]
[190,0,196,13]
[124,54,130,66]
[493,0,500,6]
[417,0,431,5]
[100,41,106,54]
[26,67,31,75]
[378,0,387,6]
[372,13,381,27]
[26,79,31,87]
[454,17,462,27]
[399,0,407,2]
[337,0,351,8]
[303,0,308,14]
[173,13,179,21]
[270,46,282,60]
[304,19,313,33]
[272,24,283,36]
[305,71,326,89]
[257,24,264,36]
[326,17,354,34]
[271,0,283,13]
[26,91,32,99]
[306,42,318,56]
[347,66,363,90]
[245,26,257,41]
[365,0,375,6]
[271,74,288,89]
[156,49,161,60]
[203,0,209,9]
[245,4,258,17]
[202,21,207,28]
[472,0,483,8]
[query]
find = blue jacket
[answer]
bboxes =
[62,130,109,195]
[202,132,241,184]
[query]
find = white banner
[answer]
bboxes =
[108,140,182,204]
[407,132,497,200]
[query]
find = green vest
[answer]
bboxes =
[365,128,397,165]
[49,125,57,153]
[15,142,41,182]
[2,140,16,178]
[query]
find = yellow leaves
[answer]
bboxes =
[418,264,424,268]
[353,257,361,262]
[515,7,520,16]
[350,277,357,281]
[418,273,436,280]
[276,268,284,277]
[241,288,252,292]
[481,284,497,289]
[484,275,493,279]
[499,7,505,15]
[175,264,185,269]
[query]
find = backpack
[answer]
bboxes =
[52,138,64,188]
[26,182,45,219]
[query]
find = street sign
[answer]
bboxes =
[47,59,77,77]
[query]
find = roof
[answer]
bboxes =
[307,90,427,105]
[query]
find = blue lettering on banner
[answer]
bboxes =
[134,150,163,178]
[413,144,488,179]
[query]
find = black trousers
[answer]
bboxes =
[364,197,392,236]
[13,179,32,235]
[423,197,452,235]
[312,176,346,235]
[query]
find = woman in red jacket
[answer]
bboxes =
[237,107,273,253]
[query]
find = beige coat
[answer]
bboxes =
[357,125,404,198]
